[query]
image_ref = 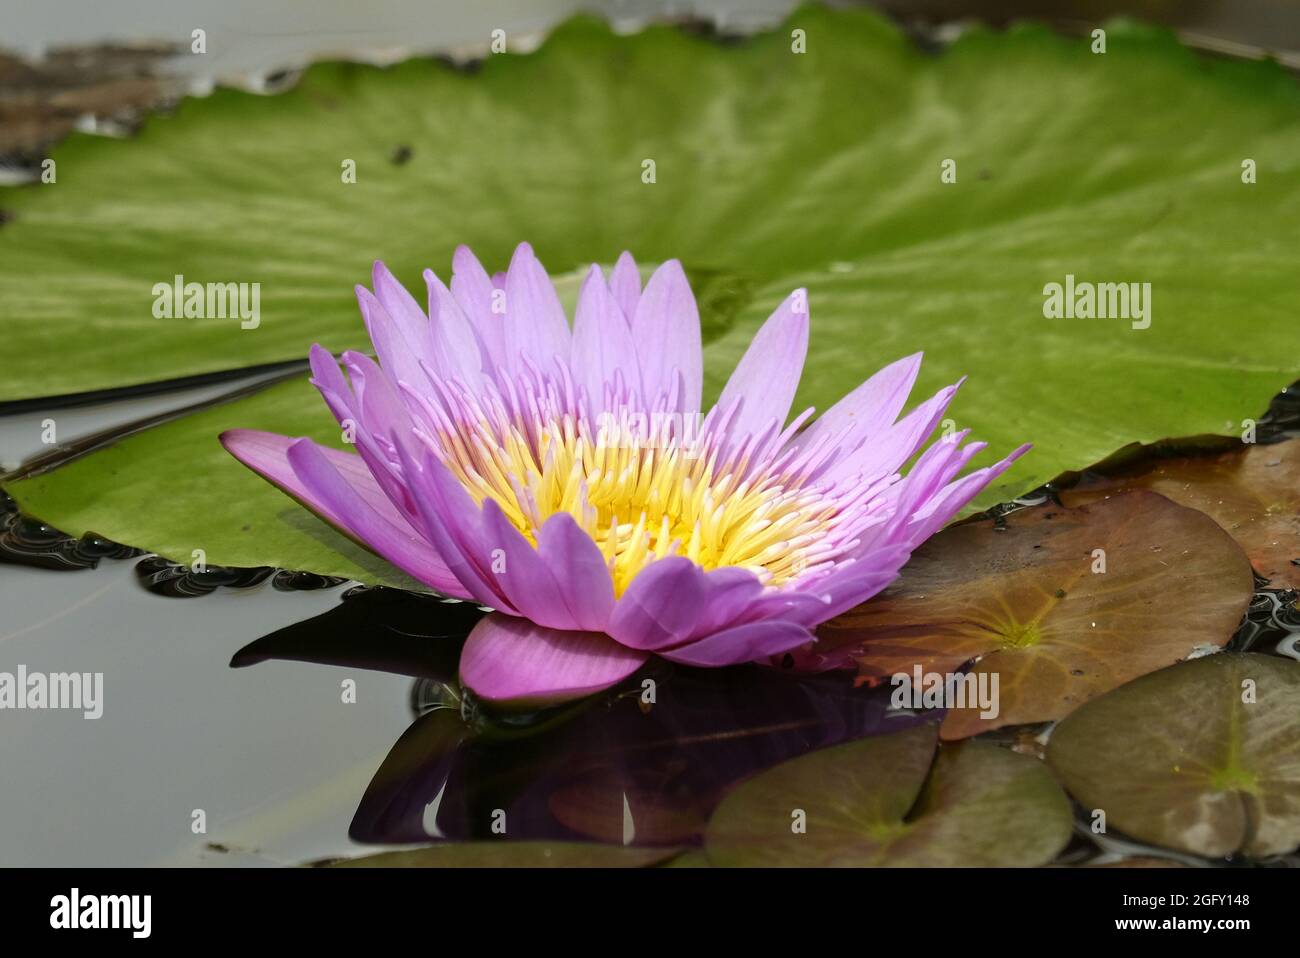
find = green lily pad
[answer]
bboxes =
[322,840,678,868]
[7,376,424,586]
[1047,653,1300,859]
[5,6,1300,573]
[818,491,1255,739]
[703,724,1072,867]
[1060,437,1300,589]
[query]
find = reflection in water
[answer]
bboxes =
[232,587,935,849]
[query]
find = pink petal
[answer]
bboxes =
[748,543,913,627]
[608,558,767,650]
[715,288,809,438]
[535,512,617,632]
[459,614,648,708]
[900,442,1032,545]
[632,260,702,412]
[355,284,431,394]
[791,352,923,478]
[219,429,466,597]
[660,619,814,667]
[423,268,485,386]
[571,264,642,412]
[607,556,707,650]
[608,251,641,322]
[477,501,615,632]
[450,244,507,373]
[372,261,432,351]
[394,443,519,614]
[824,379,962,485]
[502,242,571,375]
[308,345,419,524]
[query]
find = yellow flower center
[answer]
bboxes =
[434,412,840,595]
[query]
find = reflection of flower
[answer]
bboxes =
[222,243,1027,706]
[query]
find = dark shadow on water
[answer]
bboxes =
[230,587,936,849]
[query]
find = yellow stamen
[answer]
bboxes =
[437,415,835,596]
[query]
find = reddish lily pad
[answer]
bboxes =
[1060,437,1300,589]
[323,841,677,868]
[817,490,1255,739]
[703,724,1072,867]
[1047,654,1300,859]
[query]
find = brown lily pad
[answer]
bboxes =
[1060,437,1300,589]
[1047,654,1300,859]
[817,490,1254,739]
[703,724,1072,867]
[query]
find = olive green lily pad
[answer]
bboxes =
[323,840,678,868]
[5,6,1300,574]
[703,724,1072,867]
[1047,653,1300,859]
[1061,437,1300,589]
[818,491,1254,739]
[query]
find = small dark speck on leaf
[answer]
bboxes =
[205,842,229,853]
[390,145,413,165]
[0,209,12,227]
[1054,588,1067,599]
[1070,669,1085,676]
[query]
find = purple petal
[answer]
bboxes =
[502,242,571,374]
[632,260,702,412]
[393,443,519,614]
[747,543,913,627]
[790,352,923,477]
[372,261,432,349]
[571,264,642,411]
[535,512,617,632]
[692,566,766,636]
[715,288,809,438]
[900,442,1031,545]
[355,284,431,393]
[608,251,641,322]
[661,619,814,667]
[459,614,648,707]
[219,429,466,597]
[822,379,962,486]
[308,345,420,523]
[423,269,485,386]
[478,500,614,632]
[607,556,707,650]
[450,244,507,372]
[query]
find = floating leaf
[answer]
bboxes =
[4,377,430,584]
[817,491,1255,739]
[1047,653,1300,859]
[704,724,1072,867]
[1060,438,1300,589]
[323,841,677,868]
[6,7,1300,574]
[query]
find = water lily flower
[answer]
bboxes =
[221,243,1027,707]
